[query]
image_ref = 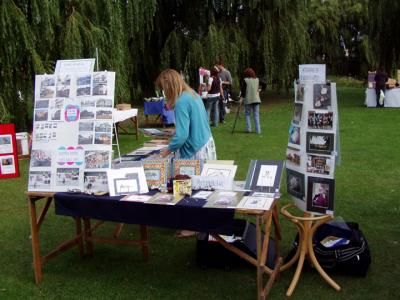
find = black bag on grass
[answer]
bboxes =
[286,221,371,277]
[313,222,371,277]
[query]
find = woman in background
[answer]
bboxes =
[206,66,223,127]
[240,68,266,134]
[156,69,217,160]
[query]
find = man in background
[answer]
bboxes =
[216,61,232,124]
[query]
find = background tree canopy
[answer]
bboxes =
[1,0,399,131]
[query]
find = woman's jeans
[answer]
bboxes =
[206,96,219,127]
[245,103,261,133]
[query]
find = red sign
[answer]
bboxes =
[0,123,20,178]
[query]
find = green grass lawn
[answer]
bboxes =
[0,86,399,299]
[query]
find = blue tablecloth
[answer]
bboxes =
[54,192,235,234]
[144,100,175,125]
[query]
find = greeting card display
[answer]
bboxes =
[286,65,339,215]
[28,71,116,192]
[0,124,20,179]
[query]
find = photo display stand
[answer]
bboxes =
[0,123,20,179]
[282,64,341,296]
[28,70,116,193]
[286,65,339,215]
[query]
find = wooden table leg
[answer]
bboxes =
[75,217,84,257]
[83,218,93,256]
[28,198,42,284]
[256,215,264,300]
[140,225,149,261]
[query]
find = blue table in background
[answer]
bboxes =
[144,99,175,126]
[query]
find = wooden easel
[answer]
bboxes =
[280,203,341,296]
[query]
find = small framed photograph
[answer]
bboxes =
[84,171,108,193]
[288,124,301,147]
[292,103,303,125]
[107,167,148,196]
[286,168,305,200]
[286,147,301,168]
[173,159,202,176]
[307,176,334,214]
[201,163,237,179]
[306,132,334,155]
[308,111,333,130]
[313,83,331,109]
[295,83,304,102]
[306,154,335,176]
[142,159,169,188]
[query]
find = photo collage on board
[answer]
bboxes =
[286,77,338,215]
[28,71,116,193]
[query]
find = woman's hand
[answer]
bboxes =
[160,148,171,157]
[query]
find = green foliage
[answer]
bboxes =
[0,0,398,130]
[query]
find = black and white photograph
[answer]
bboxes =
[50,98,64,110]
[81,99,96,107]
[56,86,70,98]
[292,103,303,125]
[56,168,80,186]
[28,171,51,189]
[94,132,112,145]
[84,150,110,169]
[286,168,305,199]
[76,74,91,86]
[77,86,91,97]
[96,98,113,107]
[306,154,334,175]
[30,149,52,167]
[40,76,55,87]
[80,109,95,120]
[288,124,300,146]
[35,100,49,109]
[95,122,112,132]
[306,132,334,155]
[307,176,334,214]
[34,110,48,122]
[96,110,113,120]
[40,86,55,98]
[93,72,107,84]
[308,111,333,130]
[50,109,61,121]
[57,74,71,86]
[286,147,301,167]
[84,171,108,193]
[79,122,94,131]
[78,132,93,145]
[313,83,331,109]
[92,83,108,96]
[295,83,304,102]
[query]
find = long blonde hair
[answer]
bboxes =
[155,69,195,107]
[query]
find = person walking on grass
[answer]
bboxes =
[240,68,266,134]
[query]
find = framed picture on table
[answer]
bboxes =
[201,163,237,180]
[244,160,284,192]
[107,167,148,196]
[142,159,170,188]
[173,159,202,176]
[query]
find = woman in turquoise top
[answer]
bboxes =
[156,69,217,160]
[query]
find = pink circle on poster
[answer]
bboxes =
[65,105,80,122]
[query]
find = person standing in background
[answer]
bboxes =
[216,61,232,124]
[240,68,266,134]
[206,66,223,127]
[374,66,388,108]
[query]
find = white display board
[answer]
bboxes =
[299,64,326,84]
[286,78,339,215]
[28,71,115,192]
[55,59,95,74]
